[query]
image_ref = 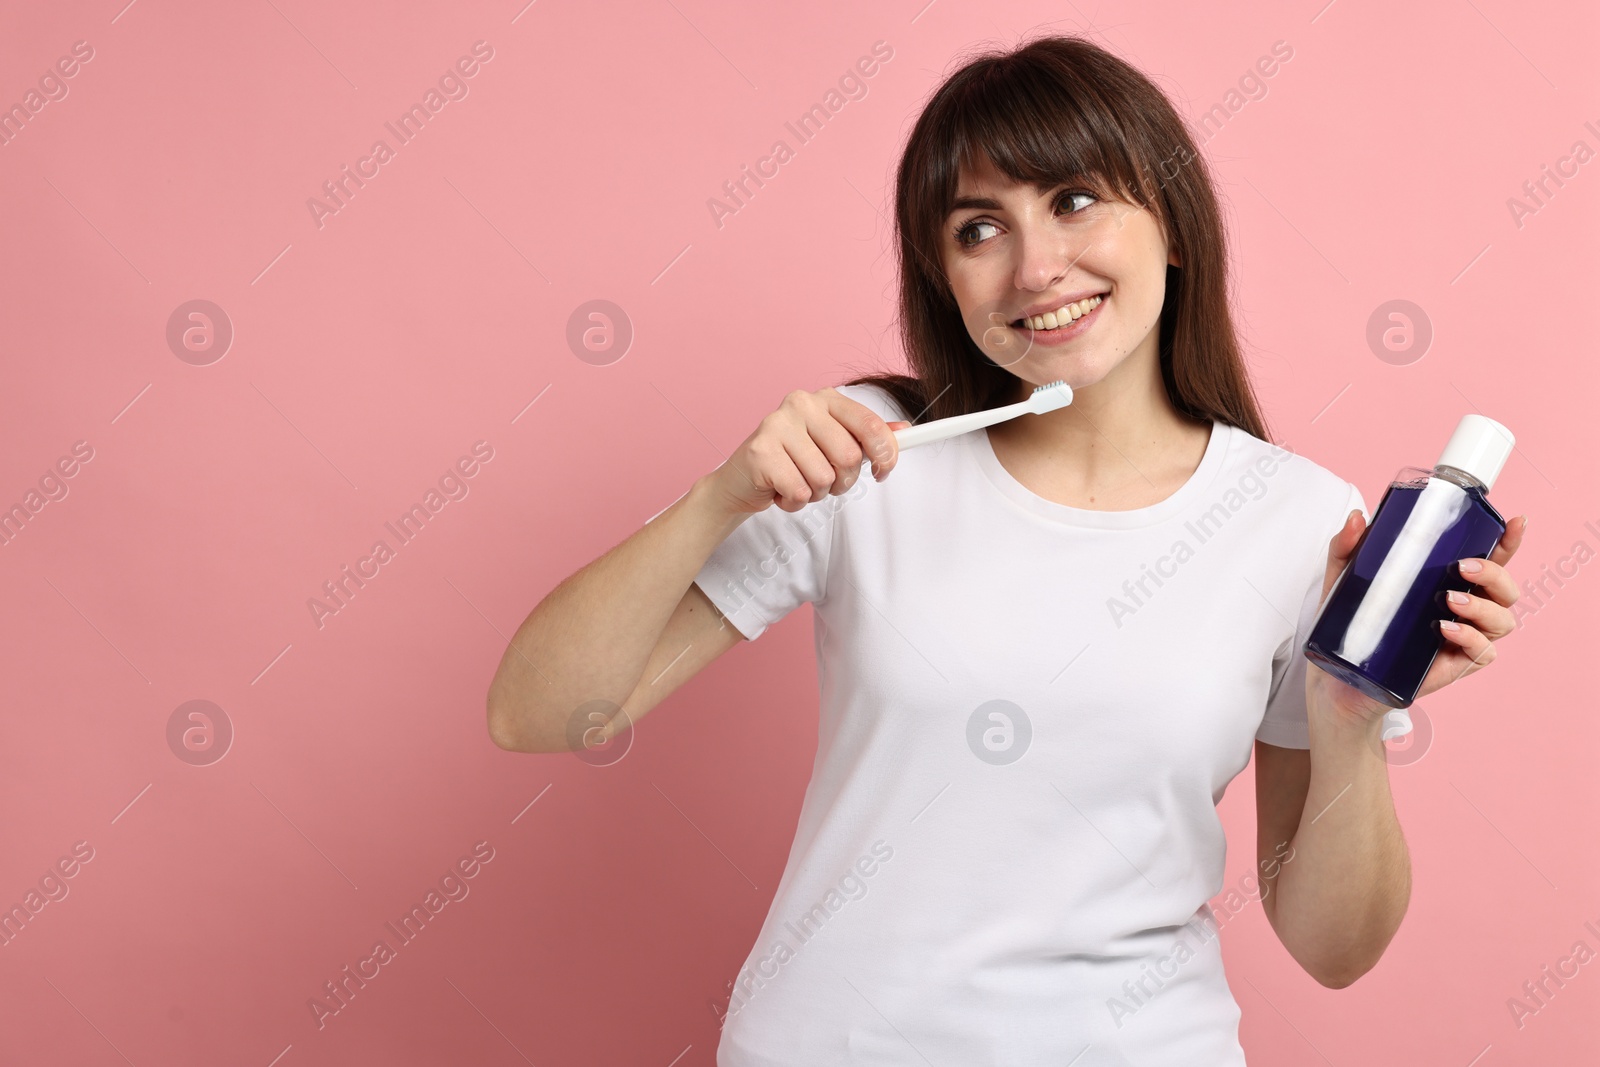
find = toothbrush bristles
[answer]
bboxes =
[1028,379,1073,413]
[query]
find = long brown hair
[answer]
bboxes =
[842,34,1271,442]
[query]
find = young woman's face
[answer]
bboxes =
[940,154,1178,397]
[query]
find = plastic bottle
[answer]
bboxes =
[1304,414,1515,709]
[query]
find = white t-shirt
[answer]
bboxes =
[688,383,1370,1066]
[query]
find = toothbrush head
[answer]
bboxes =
[1025,379,1074,414]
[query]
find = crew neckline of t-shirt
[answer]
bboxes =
[966,418,1232,529]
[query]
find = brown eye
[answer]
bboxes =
[954,219,998,249]
[1058,190,1097,215]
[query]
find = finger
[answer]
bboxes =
[1456,555,1519,610]
[1417,636,1496,699]
[826,393,901,480]
[1443,589,1517,642]
[800,399,872,488]
[1434,619,1497,682]
[1321,509,1366,602]
[765,448,821,512]
[1488,513,1530,569]
[783,432,852,503]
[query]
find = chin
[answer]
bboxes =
[1030,360,1112,393]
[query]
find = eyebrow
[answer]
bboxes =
[947,195,1002,214]
[945,180,1082,218]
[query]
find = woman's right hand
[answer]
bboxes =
[704,388,912,516]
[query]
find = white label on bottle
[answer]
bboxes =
[1336,477,1470,666]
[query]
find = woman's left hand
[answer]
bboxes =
[1307,510,1530,728]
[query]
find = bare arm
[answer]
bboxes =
[486,474,749,753]
[485,387,909,755]
[1254,727,1410,989]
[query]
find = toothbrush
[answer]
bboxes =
[891,380,1074,450]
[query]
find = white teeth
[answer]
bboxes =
[1022,294,1102,331]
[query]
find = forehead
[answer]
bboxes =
[949,156,1056,210]
[953,153,1021,193]
[947,152,1137,221]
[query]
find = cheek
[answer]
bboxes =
[1117,235,1171,318]
[951,276,1001,334]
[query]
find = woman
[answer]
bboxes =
[486,35,1527,1065]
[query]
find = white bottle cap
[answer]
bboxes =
[1435,414,1515,490]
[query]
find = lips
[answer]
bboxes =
[1009,292,1108,329]
[1010,293,1107,339]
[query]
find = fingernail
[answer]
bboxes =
[1520,514,1529,531]
[1458,559,1483,573]
[1440,620,1460,631]
[1447,590,1469,605]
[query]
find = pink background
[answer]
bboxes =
[2,0,1595,1063]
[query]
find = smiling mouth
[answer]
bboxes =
[1009,293,1106,331]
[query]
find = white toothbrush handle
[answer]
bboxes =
[893,401,1027,450]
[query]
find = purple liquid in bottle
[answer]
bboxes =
[1304,415,1514,709]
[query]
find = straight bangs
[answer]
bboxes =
[937,73,1160,226]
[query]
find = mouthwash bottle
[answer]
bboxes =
[1305,414,1514,709]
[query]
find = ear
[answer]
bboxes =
[1157,214,1181,268]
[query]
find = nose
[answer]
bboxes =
[1012,217,1086,293]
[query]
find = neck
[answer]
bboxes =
[993,345,1210,491]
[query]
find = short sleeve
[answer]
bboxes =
[647,382,904,641]
[1256,481,1371,749]
[689,493,842,641]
